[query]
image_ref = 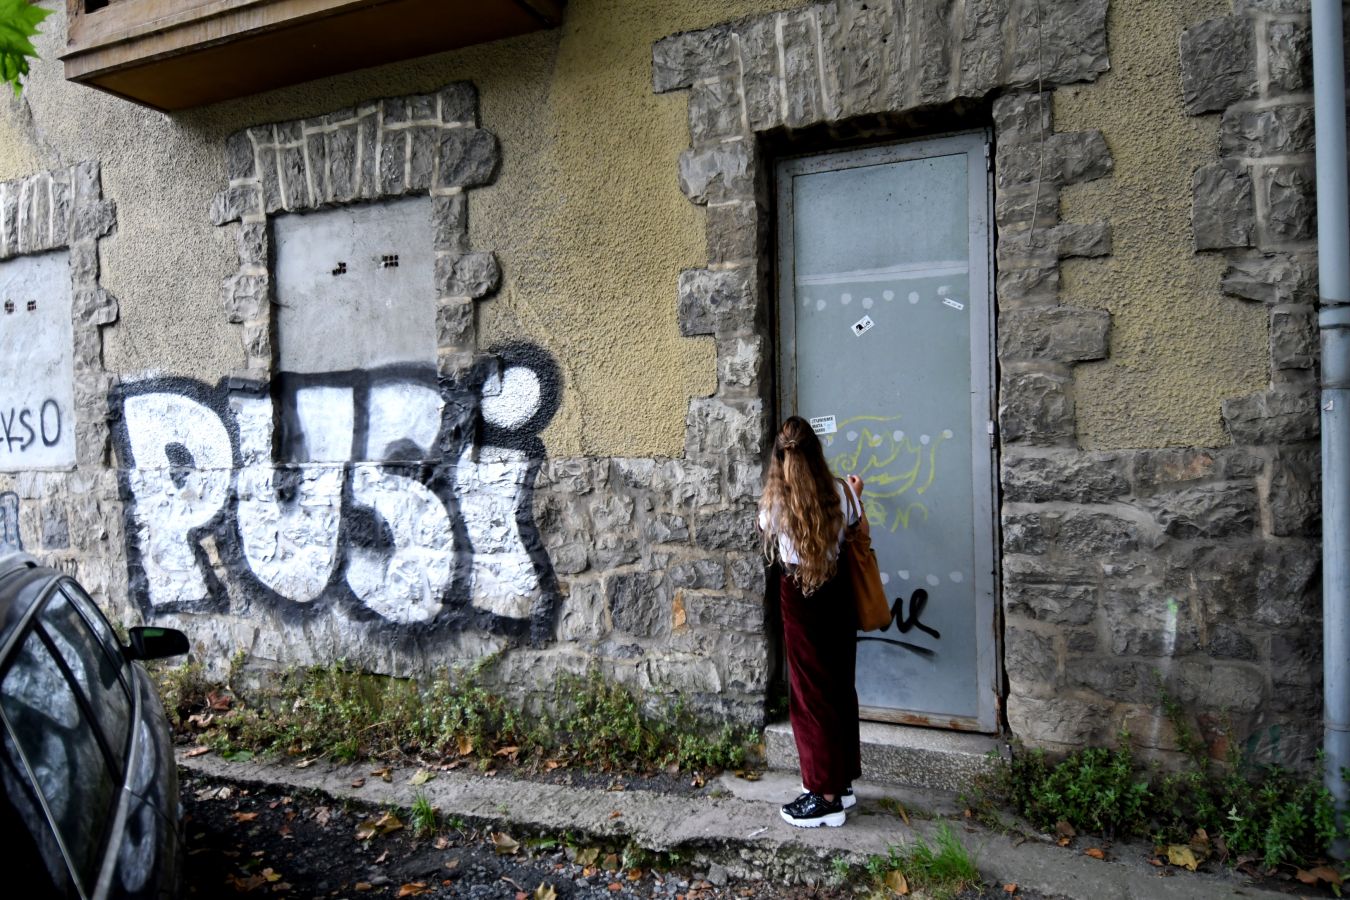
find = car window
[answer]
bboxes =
[0,724,73,897]
[60,581,127,665]
[0,626,117,893]
[40,590,132,765]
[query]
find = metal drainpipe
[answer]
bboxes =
[1314,0,1350,855]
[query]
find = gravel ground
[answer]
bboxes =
[179,770,1068,899]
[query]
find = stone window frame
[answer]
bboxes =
[0,163,119,470]
[209,82,503,388]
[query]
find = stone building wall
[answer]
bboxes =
[0,0,1332,754]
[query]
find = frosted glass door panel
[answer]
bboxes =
[777,133,996,731]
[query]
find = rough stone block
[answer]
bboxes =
[325,126,358,202]
[432,193,468,254]
[1267,19,1312,95]
[651,25,732,93]
[781,8,824,127]
[1266,444,1320,537]
[1261,163,1316,244]
[706,200,762,266]
[1147,483,1259,540]
[1180,16,1256,114]
[684,592,763,633]
[1004,625,1057,695]
[685,397,765,460]
[695,506,759,552]
[1054,510,1143,556]
[438,83,478,125]
[1208,623,1258,661]
[997,131,1112,189]
[687,73,743,146]
[669,558,725,590]
[222,274,268,324]
[1270,304,1317,372]
[1192,160,1254,250]
[717,335,763,391]
[1222,389,1318,444]
[258,147,282,212]
[911,0,954,105]
[999,306,1110,363]
[278,145,308,210]
[997,263,1060,306]
[235,222,267,269]
[1220,105,1314,158]
[435,298,475,347]
[1002,451,1128,503]
[1007,694,1108,747]
[995,184,1060,230]
[1221,251,1316,304]
[729,554,765,593]
[1008,0,1109,88]
[436,251,500,299]
[378,128,408,195]
[998,370,1074,445]
[639,656,722,694]
[958,0,1008,98]
[737,14,782,131]
[677,266,757,337]
[1270,628,1320,690]
[606,571,669,638]
[1254,538,1320,627]
[209,185,261,226]
[1064,657,1149,702]
[557,581,610,642]
[1002,510,1047,555]
[40,501,68,550]
[992,92,1051,143]
[677,141,756,206]
[1003,555,1099,626]
[436,128,498,189]
[355,111,378,198]
[1169,659,1265,713]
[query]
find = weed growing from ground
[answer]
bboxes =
[862,824,979,900]
[163,657,756,777]
[409,792,438,838]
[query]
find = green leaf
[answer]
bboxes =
[0,0,51,95]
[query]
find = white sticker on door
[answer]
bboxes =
[809,415,837,436]
[852,315,875,336]
[943,298,965,311]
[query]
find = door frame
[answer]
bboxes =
[772,130,1001,733]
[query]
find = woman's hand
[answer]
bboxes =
[846,474,864,495]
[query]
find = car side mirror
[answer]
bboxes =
[126,626,189,661]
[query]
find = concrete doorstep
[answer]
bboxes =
[179,751,1304,900]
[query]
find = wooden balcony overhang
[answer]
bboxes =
[60,0,565,112]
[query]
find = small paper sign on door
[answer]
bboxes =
[810,415,837,436]
[852,315,875,336]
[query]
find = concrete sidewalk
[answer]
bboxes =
[179,751,1307,900]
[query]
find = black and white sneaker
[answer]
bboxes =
[799,784,856,809]
[780,792,846,828]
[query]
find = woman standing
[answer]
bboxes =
[758,416,864,828]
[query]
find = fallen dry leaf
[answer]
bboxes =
[410,769,435,786]
[534,884,557,900]
[354,883,372,892]
[207,690,233,711]
[607,883,622,893]
[261,868,281,883]
[1003,884,1017,895]
[1148,858,1163,867]
[495,745,520,758]
[883,868,909,895]
[231,812,259,823]
[185,746,211,758]
[1055,820,1076,839]
[603,852,620,870]
[575,848,600,867]
[374,850,389,865]
[1309,865,1344,886]
[690,773,705,789]
[1084,848,1106,860]
[370,767,392,783]
[434,835,450,850]
[396,884,431,897]
[294,757,317,769]
[734,769,761,782]
[457,735,474,756]
[609,810,623,819]
[355,812,404,840]
[1167,845,1199,871]
[544,759,563,771]
[350,777,365,789]
[627,868,642,881]
[491,832,520,855]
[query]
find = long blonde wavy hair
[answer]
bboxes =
[759,416,844,595]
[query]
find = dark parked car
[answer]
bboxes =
[0,553,189,899]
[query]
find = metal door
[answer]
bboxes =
[776,132,998,732]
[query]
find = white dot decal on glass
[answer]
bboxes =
[920,434,931,445]
[908,291,920,304]
[926,574,940,587]
[815,299,827,311]
[802,295,812,307]
[841,292,853,305]
[481,367,542,429]
[892,430,904,442]
[938,284,952,294]
[883,290,895,301]
[898,570,910,580]
[846,430,858,442]
[949,572,965,583]
[862,297,874,309]
[880,572,891,585]
[942,429,954,439]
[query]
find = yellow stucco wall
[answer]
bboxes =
[1056,0,1269,450]
[0,0,805,459]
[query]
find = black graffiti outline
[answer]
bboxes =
[0,491,21,553]
[857,588,941,656]
[109,342,562,646]
[0,398,62,453]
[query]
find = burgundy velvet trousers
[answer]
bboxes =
[780,567,862,795]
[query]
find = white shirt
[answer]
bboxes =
[758,480,861,566]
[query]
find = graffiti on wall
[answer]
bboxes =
[111,344,562,643]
